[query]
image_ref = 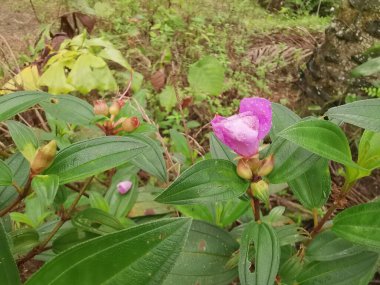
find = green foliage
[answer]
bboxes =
[155,159,249,205]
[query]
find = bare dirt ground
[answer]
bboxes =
[0,0,39,66]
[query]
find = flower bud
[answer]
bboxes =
[122,116,140,132]
[31,140,57,174]
[93,100,109,116]
[109,100,122,116]
[251,180,270,208]
[117,180,133,195]
[257,155,274,177]
[237,159,253,180]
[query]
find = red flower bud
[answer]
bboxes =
[93,100,109,116]
[122,117,140,132]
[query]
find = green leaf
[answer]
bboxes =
[306,231,364,261]
[52,228,99,253]
[130,134,168,182]
[332,201,380,249]
[9,228,40,257]
[0,91,50,122]
[346,130,380,182]
[239,222,280,285]
[288,159,331,209]
[45,136,146,184]
[351,56,380,77]
[270,103,300,138]
[71,208,124,235]
[155,159,249,205]
[26,218,192,285]
[0,153,29,210]
[89,192,109,213]
[39,62,75,95]
[188,56,225,96]
[158,85,177,112]
[163,220,238,285]
[40,95,95,125]
[0,160,13,186]
[266,137,321,183]
[170,129,192,162]
[297,251,379,285]
[278,120,358,168]
[0,220,21,285]
[210,133,237,163]
[98,47,131,70]
[32,175,60,210]
[267,104,320,183]
[105,166,139,218]
[325,99,380,132]
[6,120,39,162]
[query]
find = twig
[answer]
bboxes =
[0,177,32,217]
[29,0,41,23]
[34,108,49,132]
[17,177,94,265]
[0,34,20,74]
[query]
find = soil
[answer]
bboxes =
[0,0,40,68]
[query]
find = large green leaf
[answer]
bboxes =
[209,133,237,163]
[155,159,249,205]
[239,222,280,285]
[0,153,29,210]
[45,136,146,184]
[332,201,380,249]
[278,120,358,168]
[270,103,300,138]
[351,57,380,77]
[306,231,364,261]
[188,56,225,96]
[163,220,238,285]
[297,251,378,285]
[6,120,39,162]
[267,104,320,183]
[325,99,380,132]
[26,218,192,285]
[0,160,13,186]
[130,134,167,182]
[267,137,321,183]
[288,159,331,209]
[0,91,50,122]
[40,95,95,125]
[0,220,21,285]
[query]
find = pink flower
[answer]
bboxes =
[211,97,272,158]
[117,180,133,195]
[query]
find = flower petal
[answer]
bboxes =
[239,97,272,140]
[212,112,259,157]
[117,180,133,195]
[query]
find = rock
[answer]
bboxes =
[349,0,380,11]
[301,0,380,107]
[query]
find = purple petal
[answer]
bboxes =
[239,97,272,140]
[117,180,133,195]
[211,112,260,157]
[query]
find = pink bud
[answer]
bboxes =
[117,180,133,195]
[93,100,109,116]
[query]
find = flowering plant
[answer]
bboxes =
[1,90,380,285]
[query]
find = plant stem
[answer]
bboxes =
[17,177,94,265]
[312,208,319,229]
[0,177,32,217]
[310,204,337,237]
